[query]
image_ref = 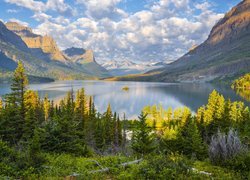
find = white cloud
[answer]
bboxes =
[46,0,75,16]
[76,0,126,20]
[5,0,225,63]
[9,18,29,26]
[32,13,52,22]
[5,0,75,16]
[7,9,19,13]
[5,0,46,12]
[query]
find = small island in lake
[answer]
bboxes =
[122,86,129,91]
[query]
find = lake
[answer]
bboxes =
[0,80,249,119]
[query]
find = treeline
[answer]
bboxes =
[140,90,250,173]
[1,62,250,178]
[0,62,126,175]
[231,73,250,101]
[232,73,250,89]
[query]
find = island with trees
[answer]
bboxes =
[232,73,250,101]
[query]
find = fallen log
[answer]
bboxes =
[89,158,143,174]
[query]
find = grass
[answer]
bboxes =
[17,153,244,179]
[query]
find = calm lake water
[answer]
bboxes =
[0,80,249,119]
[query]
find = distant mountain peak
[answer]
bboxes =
[63,48,96,64]
[101,59,167,76]
[63,47,86,57]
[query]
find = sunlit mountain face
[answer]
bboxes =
[0,0,241,64]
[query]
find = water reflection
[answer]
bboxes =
[0,80,249,119]
[235,89,250,102]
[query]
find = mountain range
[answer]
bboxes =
[111,0,250,83]
[0,21,110,82]
[101,60,168,76]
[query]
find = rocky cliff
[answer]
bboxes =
[64,47,110,77]
[151,0,250,82]
[63,47,96,64]
[6,22,66,62]
[207,0,250,45]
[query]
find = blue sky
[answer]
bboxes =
[0,0,242,63]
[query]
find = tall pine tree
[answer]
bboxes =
[131,112,156,156]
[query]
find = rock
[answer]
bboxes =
[6,22,67,62]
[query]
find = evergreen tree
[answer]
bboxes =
[27,128,46,169]
[94,115,105,152]
[3,62,29,143]
[0,98,2,110]
[131,112,156,155]
[43,94,50,121]
[177,118,207,159]
[23,90,40,140]
[85,97,96,147]
[74,88,87,135]
[104,104,113,147]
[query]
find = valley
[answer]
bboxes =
[0,0,250,179]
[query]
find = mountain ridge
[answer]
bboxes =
[112,0,250,82]
[102,60,168,76]
[0,21,110,80]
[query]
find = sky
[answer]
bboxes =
[0,0,242,63]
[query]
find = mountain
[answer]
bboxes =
[0,21,110,81]
[157,0,250,82]
[6,22,67,62]
[63,47,110,78]
[101,60,168,76]
[113,0,250,82]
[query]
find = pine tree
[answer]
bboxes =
[74,88,87,133]
[104,104,113,146]
[3,61,29,143]
[131,112,156,156]
[43,94,50,121]
[0,98,2,110]
[85,97,96,147]
[8,61,28,119]
[177,118,206,159]
[27,128,46,169]
[23,90,40,140]
[94,116,105,152]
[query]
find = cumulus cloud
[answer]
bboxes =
[5,0,75,16]
[76,0,127,20]
[5,0,226,63]
[9,18,29,26]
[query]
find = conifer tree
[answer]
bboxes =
[27,128,46,168]
[75,88,86,133]
[177,118,206,159]
[23,90,39,140]
[85,97,96,147]
[43,94,50,121]
[131,112,156,155]
[3,61,29,143]
[104,104,113,146]
[9,61,28,119]
[0,98,2,110]
[94,116,105,151]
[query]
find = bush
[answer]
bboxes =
[117,154,194,179]
[209,129,247,165]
